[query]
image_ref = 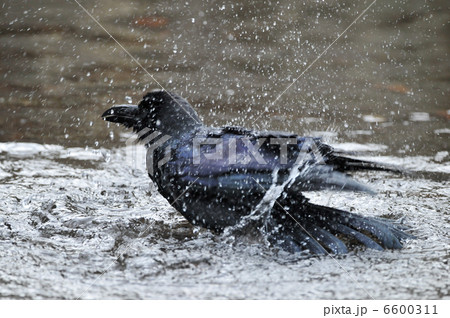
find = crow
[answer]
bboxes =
[102,90,412,254]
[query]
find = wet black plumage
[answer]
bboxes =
[102,90,412,254]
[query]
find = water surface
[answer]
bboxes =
[0,0,448,299]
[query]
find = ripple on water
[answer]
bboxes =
[0,142,448,299]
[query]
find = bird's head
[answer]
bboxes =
[102,90,202,137]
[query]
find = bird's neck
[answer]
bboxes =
[152,95,203,138]
[155,115,202,138]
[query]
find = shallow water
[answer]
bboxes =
[0,0,449,299]
[0,142,448,299]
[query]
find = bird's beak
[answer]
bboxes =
[102,105,140,127]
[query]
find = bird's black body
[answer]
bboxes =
[102,90,412,254]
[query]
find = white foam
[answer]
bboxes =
[332,142,388,153]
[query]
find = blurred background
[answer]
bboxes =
[0,0,449,299]
[0,0,448,156]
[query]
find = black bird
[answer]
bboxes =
[102,90,412,254]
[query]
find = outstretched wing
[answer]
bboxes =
[164,126,375,194]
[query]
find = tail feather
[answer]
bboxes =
[268,201,413,254]
[289,165,376,194]
[389,226,414,241]
[310,204,404,250]
[269,232,304,254]
[344,215,403,249]
[317,142,406,173]
[268,220,328,254]
[333,223,384,251]
[292,230,328,255]
[303,221,348,254]
[327,154,406,174]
